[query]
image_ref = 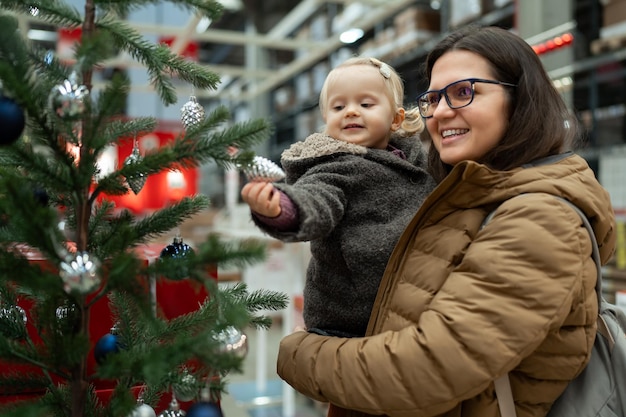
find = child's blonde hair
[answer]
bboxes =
[318,56,423,135]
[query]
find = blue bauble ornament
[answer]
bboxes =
[94,332,120,364]
[160,237,194,259]
[160,237,194,280]
[186,402,222,417]
[0,95,25,145]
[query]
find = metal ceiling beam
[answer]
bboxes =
[100,57,273,78]
[265,0,323,39]
[221,0,417,103]
[20,13,325,50]
[133,21,326,50]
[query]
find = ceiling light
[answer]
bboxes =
[196,17,212,33]
[340,28,364,44]
[220,0,243,11]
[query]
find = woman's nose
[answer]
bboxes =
[432,98,454,118]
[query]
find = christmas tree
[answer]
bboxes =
[0,1,287,417]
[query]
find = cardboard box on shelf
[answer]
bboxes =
[394,7,441,36]
[604,0,626,28]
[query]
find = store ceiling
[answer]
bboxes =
[21,0,429,103]
[172,0,424,103]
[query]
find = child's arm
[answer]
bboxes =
[241,181,281,217]
[241,182,299,232]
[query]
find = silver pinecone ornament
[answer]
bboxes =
[59,251,101,294]
[241,156,285,182]
[124,140,146,194]
[180,95,205,130]
[49,70,90,120]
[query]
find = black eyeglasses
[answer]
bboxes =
[417,78,517,119]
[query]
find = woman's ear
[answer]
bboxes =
[391,107,405,131]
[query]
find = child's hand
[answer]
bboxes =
[241,181,281,218]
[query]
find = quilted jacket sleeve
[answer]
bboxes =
[277,195,601,417]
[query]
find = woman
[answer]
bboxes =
[276,25,617,417]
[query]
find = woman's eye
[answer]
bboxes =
[454,86,472,98]
[426,94,440,105]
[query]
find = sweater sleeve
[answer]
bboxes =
[251,190,299,232]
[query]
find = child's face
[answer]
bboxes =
[323,65,404,149]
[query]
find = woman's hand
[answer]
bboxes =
[241,181,281,217]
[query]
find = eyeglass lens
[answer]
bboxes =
[419,80,474,118]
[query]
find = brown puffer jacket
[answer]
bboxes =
[276,152,616,417]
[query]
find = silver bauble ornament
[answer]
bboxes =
[0,305,27,324]
[213,326,248,359]
[158,397,186,417]
[59,251,101,294]
[180,95,205,130]
[124,141,146,194]
[55,303,75,320]
[49,71,89,120]
[0,304,27,339]
[131,403,157,417]
[173,371,198,402]
[55,301,79,333]
[240,156,285,182]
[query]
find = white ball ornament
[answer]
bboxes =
[132,403,157,417]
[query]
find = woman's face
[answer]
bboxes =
[425,50,511,166]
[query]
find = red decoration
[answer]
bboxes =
[101,130,198,214]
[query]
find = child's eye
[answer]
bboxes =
[361,103,374,108]
[333,105,344,111]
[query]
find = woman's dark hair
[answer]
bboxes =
[422,25,580,182]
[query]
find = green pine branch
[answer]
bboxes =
[0,0,285,416]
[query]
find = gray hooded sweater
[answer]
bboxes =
[252,133,436,336]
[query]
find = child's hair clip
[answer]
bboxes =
[379,63,391,79]
[369,57,391,79]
